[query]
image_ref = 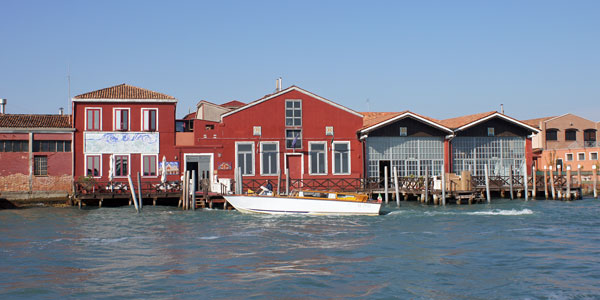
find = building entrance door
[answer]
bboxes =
[286,154,303,189]
[185,155,212,191]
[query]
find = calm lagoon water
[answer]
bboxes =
[1,199,599,299]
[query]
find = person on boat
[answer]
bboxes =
[259,180,273,196]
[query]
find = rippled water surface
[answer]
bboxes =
[1,199,599,299]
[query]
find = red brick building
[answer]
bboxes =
[0,114,73,199]
[176,86,364,192]
[72,84,179,184]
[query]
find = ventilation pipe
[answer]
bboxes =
[500,104,504,114]
[0,99,6,114]
[59,107,64,115]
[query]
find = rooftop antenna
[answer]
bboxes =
[500,103,504,114]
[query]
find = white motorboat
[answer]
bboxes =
[223,190,381,216]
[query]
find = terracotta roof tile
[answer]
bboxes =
[221,100,245,108]
[0,114,71,128]
[521,116,556,128]
[361,111,445,131]
[439,111,497,129]
[73,83,175,100]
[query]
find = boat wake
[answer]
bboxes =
[465,209,534,216]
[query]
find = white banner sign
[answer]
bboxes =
[85,132,159,154]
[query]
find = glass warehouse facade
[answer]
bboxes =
[452,136,526,176]
[366,137,444,179]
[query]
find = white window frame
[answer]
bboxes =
[34,155,48,176]
[235,142,255,176]
[113,108,131,131]
[308,141,328,175]
[84,107,102,131]
[141,154,158,177]
[260,141,279,176]
[285,99,302,127]
[141,108,159,132]
[113,153,131,178]
[285,129,303,149]
[332,141,351,175]
[565,153,574,162]
[577,152,586,161]
[590,152,598,161]
[84,154,102,178]
[488,127,495,137]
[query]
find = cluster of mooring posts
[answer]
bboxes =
[72,163,597,210]
[371,162,595,206]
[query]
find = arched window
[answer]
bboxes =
[565,129,577,141]
[584,129,597,142]
[546,128,558,141]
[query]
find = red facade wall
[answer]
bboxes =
[73,102,178,182]
[0,133,72,193]
[183,89,364,183]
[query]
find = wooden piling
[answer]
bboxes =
[509,165,514,200]
[593,165,598,199]
[550,166,556,200]
[137,172,143,210]
[285,168,290,195]
[543,166,549,199]
[484,164,491,203]
[127,175,139,213]
[566,166,572,201]
[384,166,389,204]
[441,164,446,206]
[532,163,536,199]
[424,166,429,204]
[577,165,582,189]
[277,168,281,196]
[557,165,562,199]
[523,163,529,201]
[393,167,400,206]
[191,170,196,211]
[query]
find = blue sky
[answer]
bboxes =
[1,0,599,120]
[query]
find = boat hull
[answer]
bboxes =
[223,195,381,216]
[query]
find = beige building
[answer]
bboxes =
[524,113,599,170]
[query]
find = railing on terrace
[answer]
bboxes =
[366,176,437,192]
[241,178,364,193]
[74,179,182,196]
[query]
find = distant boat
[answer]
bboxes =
[223,190,381,216]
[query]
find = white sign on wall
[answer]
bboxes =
[85,132,159,154]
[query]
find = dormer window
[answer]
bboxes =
[114,109,129,131]
[399,127,407,136]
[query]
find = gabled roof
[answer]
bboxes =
[441,111,540,133]
[521,116,556,128]
[221,100,245,108]
[73,83,176,102]
[439,111,497,129]
[196,100,224,108]
[360,111,452,134]
[221,86,363,120]
[0,114,71,128]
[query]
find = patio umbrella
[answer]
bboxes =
[108,154,114,191]
[161,156,167,184]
